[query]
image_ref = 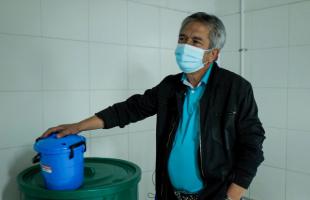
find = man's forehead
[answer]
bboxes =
[180,21,209,38]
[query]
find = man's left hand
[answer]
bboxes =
[226,182,246,200]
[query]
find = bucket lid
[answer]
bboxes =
[17,157,141,199]
[34,134,86,154]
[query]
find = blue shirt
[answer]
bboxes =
[168,63,213,193]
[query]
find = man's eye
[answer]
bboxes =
[193,41,201,45]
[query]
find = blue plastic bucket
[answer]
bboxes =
[33,134,86,190]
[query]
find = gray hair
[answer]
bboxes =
[180,12,226,49]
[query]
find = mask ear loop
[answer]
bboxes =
[202,48,213,66]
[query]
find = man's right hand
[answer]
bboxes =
[37,115,104,140]
[38,123,82,140]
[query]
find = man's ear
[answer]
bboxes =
[204,48,220,63]
[210,49,220,62]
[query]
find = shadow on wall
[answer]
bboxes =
[2,146,34,200]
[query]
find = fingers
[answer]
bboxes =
[56,125,80,138]
[37,126,65,141]
[37,123,80,141]
[44,126,64,137]
[56,129,74,138]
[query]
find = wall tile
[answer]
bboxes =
[160,49,180,78]
[244,48,288,88]
[160,9,187,49]
[42,39,89,90]
[90,90,129,137]
[254,88,287,129]
[128,115,156,133]
[139,171,155,200]
[289,1,310,46]
[128,2,160,47]
[245,0,304,12]
[250,166,286,200]
[90,134,129,160]
[286,171,310,200]
[263,128,286,168]
[288,89,310,131]
[41,0,88,40]
[43,91,89,130]
[166,0,192,12]
[128,46,161,90]
[214,0,240,15]
[0,0,40,35]
[132,0,166,7]
[90,43,127,90]
[0,35,42,91]
[244,6,288,49]
[0,92,42,148]
[89,0,127,44]
[129,131,156,171]
[288,45,310,88]
[219,51,240,74]
[220,14,240,52]
[287,130,310,173]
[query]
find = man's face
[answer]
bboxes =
[178,21,211,50]
[178,21,217,65]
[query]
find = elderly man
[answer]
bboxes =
[40,12,265,200]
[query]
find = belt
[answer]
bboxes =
[174,191,199,200]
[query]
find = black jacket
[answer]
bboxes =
[96,62,265,200]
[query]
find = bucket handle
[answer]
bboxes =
[32,153,41,164]
[69,141,86,159]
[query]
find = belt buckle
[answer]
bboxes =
[174,191,198,200]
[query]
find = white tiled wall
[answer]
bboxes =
[250,165,286,200]
[218,8,241,75]
[41,0,89,40]
[89,0,127,44]
[0,0,41,36]
[2,0,308,199]
[0,35,42,91]
[237,0,310,199]
[0,0,211,199]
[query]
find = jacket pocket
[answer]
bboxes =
[205,111,237,178]
[213,111,237,145]
[222,111,237,151]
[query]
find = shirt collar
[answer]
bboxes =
[181,62,214,88]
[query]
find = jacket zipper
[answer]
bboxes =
[161,118,178,199]
[166,119,177,148]
[199,131,205,179]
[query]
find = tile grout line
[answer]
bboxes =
[284,4,291,200]
[262,163,310,177]
[87,0,92,153]
[127,0,196,13]
[40,0,45,136]
[126,0,130,161]
[3,30,310,51]
[243,0,309,14]
[0,31,178,50]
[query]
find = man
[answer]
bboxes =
[40,12,265,200]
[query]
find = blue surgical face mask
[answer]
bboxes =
[175,44,212,73]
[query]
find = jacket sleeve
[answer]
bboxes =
[233,82,265,189]
[95,84,159,129]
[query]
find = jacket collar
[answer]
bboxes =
[175,62,221,117]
